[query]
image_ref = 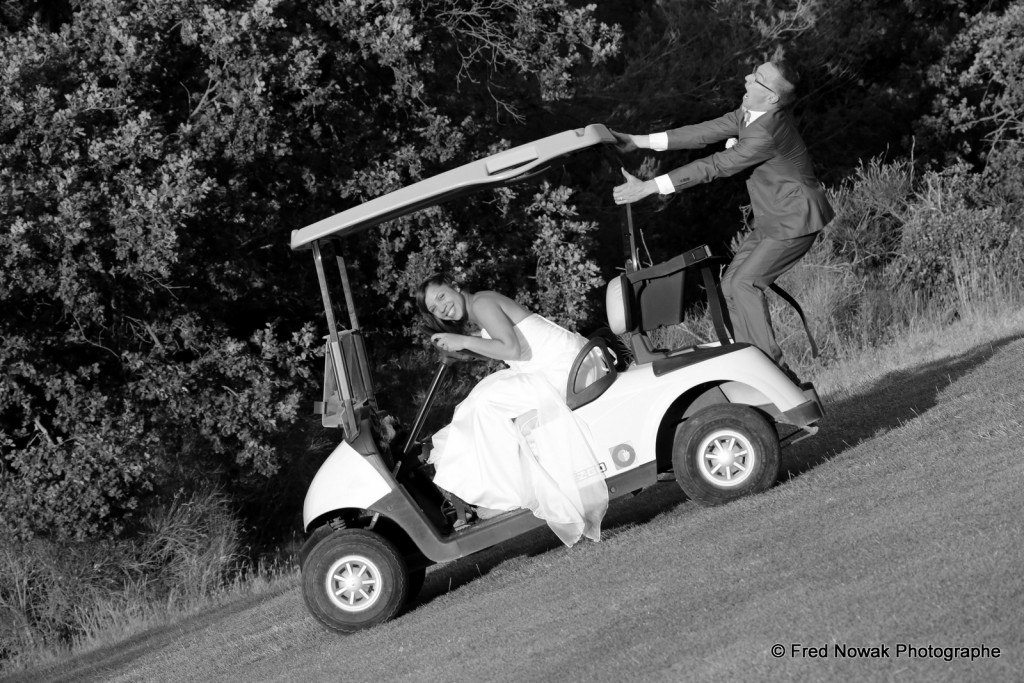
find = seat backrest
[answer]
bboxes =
[605,254,688,335]
[629,263,685,331]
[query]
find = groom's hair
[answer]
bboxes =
[770,45,799,106]
[416,273,467,335]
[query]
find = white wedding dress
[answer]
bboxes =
[429,314,609,546]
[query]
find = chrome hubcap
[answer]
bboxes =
[696,429,756,488]
[326,555,383,612]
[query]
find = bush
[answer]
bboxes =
[825,156,915,276]
[918,0,1024,166]
[887,164,1024,304]
[0,322,319,541]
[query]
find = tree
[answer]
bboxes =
[566,0,1010,264]
[917,0,1024,176]
[0,0,619,540]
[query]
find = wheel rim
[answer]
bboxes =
[695,428,757,488]
[325,554,384,613]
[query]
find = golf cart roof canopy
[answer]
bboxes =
[290,124,615,250]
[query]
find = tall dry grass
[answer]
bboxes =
[0,488,292,674]
[655,155,1023,377]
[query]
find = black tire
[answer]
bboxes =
[672,404,780,506]
[298,523,334,570]
[302,529,409,632]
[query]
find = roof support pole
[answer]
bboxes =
[336,254,360,331]
[313,241,358,439]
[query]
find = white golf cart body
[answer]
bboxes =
[302,344,815,560]
[291,124,822,629]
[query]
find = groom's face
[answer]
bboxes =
[742,62,782,110]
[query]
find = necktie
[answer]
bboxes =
[742,109,751,127]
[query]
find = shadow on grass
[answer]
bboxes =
[780,331,1023,479]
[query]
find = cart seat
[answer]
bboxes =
[606,245,734,365]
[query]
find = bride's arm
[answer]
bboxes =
[430,293,522,361]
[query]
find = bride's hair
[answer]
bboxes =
[416,273,467,335]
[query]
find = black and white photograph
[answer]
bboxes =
[1,1,1022,680]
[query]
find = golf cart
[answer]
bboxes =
[290,124,823,632]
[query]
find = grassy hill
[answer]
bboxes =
[11,314,1024,683]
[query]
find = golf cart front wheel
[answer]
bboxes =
[302,529,409,632]
[672,404,780,506]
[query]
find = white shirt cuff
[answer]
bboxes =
[654,175,675,195]
[649,132,669,151]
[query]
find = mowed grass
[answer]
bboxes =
[16,316,1024,683]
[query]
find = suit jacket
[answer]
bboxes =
[663,107,833,239]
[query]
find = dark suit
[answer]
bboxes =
[661,107,833,364]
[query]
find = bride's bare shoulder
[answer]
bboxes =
[472,290,531,323]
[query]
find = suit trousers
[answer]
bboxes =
[720,230,818,365]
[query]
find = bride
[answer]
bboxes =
[416,275,608,546]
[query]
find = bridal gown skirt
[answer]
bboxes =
[429,314,609,546]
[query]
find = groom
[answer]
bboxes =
[611,53,833,378]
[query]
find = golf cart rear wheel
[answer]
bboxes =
[302,529,409,632]
[672,404,780,506]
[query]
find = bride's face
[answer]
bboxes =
[424,282,465,321]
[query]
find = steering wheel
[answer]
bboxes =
[399,342,490,458]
